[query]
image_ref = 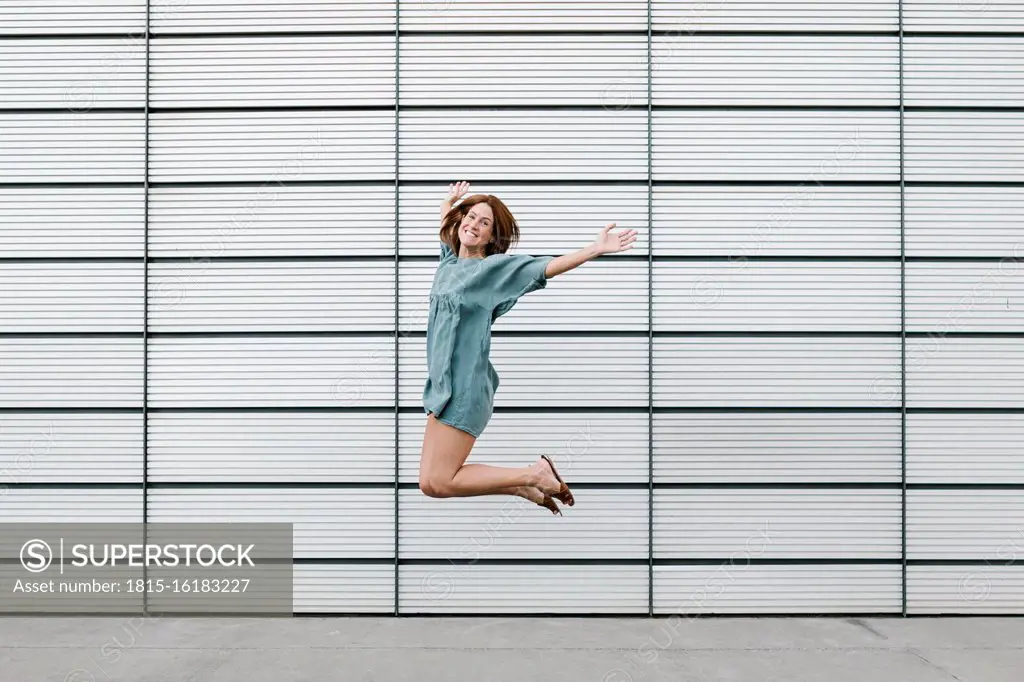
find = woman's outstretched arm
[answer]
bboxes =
[544,222,639,279]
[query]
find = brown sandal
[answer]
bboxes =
[536,493,562,516]
[540,454,575,507]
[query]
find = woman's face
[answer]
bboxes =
[459,202,494,251]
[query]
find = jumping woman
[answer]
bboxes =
[418,181,639,515]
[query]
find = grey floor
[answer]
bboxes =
[0,615,1021,681]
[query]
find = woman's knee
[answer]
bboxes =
[419,474,452,498]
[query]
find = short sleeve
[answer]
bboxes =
[439,240,456,262]
[489,253,556,321]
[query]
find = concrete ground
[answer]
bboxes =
[0,616,1021,681]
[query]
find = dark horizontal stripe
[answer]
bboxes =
[0,406,143,414]
[12,482,1024,491]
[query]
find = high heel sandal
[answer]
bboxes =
[540,454,575,507]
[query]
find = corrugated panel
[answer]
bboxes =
[148,337,395,408]
[908,490,1024,560]
[149,186,394,258]
[399,411,648,483]
[906,112,1024,182]
[652,187,901,256]
[906,187,1024,258]
[653,261,901,331]
[0,113,144,182]
[399,489,648,559]
[907,566,1024,615]
[0,1,146,34]
[908,413,1024,484]
[653,111,899,181]
[294,564,394,613]
[905,0,1024,31]
[0,39,145,107]
[0,414,141,483]
[148,262,395,332]
[0,489,141,521]
[654,413,902,483]
[0,338,143,408]
[149,111,395,183]
[653,337,902,407]
[399,337,649,407]
[654,36,898,106]
[401,259,647,332]
[148,412,394,482]
[655,565,902,614]
[0,188,143,258]
[400,565,648,614]
[652,1,898,30]
[148,489,394,558]
[152,1,396,32]
[400,184,650,257]
[402,0,647,30]
[906,338,1024,408]
[907,262,1024,333]
[399,110,648,181]
[906,38,1024,107]
[0,263,142,333]
[653,489,902,559]
[401,35,647,106]
[150,36,395,107]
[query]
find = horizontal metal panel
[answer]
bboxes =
[293,564,394,613]
[906,262,1024,333]
[401,259,647,332]
[0,113,144,182]
[653,111,899,181]
[908,490,1024,560]
[904,0,1024,31]
[906,112,1024,182]
[906,187,1024,258]
[399,337,649,407]
[655,565,902,614]
[401,35,647,105]
[0,263,142,333]
[653,261,901,332]
[0,413,142,483]
[654,489,902,559]
[149,185,395,257]
[399,489,648,559]
[400,184,650,257]
[148,489,394,558]
[148,337,394,408]
[149,111,395,183]
[653,186,901,256]
[906,38,1024,107]
[0,1,145,34]
[399,411,648,483]
[653,1,898,31]
[0,488,140,521]
[906,338,1024,408]
[0,38,145,107]
[654,337,902,407]
[148,262,395,332]
[908,413,1024,484]
[654,36,898,106]
[907,566,1024,615]
[400,564,648,614]
[152,1,396,32]
[151,36,395,107]
[399,110,648,181]
[403,0,648,30]
[0,188,143,258]
[148,412,394,482]
[654,413,902,483]
[0,338,143,408]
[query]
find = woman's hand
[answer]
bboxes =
[590,223,638,257]
[445,181,471,205]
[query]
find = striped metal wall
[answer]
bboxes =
[1,0,1022,615]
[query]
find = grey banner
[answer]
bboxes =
[0,523,293,615]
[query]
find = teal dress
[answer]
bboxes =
[423,240,556,438]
